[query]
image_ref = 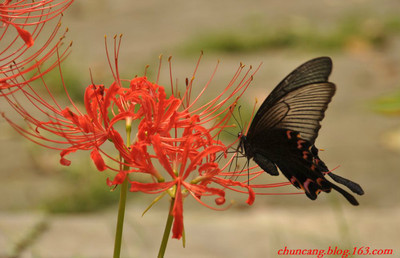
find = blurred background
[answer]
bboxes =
[1,0,399,257]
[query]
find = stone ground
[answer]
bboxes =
[1,0,400,257]
[1,206,399,257]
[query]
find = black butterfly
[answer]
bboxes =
[238,57,364,205]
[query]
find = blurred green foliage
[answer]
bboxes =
[371,89,400,115]
[182,15,400,54]
[30,63,87,104]
[42,164,119,213]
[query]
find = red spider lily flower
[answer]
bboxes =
[130,133,257,239]
[115,51,264,239]
[1,76,164,170]
[1,0,73,92]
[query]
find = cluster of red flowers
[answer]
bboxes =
[1,1,291,240]
[3,42,258,239]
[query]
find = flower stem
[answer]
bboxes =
[158,198,175,258]
[113,177,128,258]
[113,118,132,257]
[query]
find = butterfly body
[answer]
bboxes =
[239,57,364,205]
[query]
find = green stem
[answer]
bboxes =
[158,198,175,258]
[113,177,129,258]
[113,118,132,257]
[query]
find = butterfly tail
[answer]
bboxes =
[328,172,364,195]
[278,161,361,206]
[327,180,360,206]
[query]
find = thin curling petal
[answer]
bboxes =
[15,25,34,47]
[60,148,76,166]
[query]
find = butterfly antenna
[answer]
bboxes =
[230,106,243,134]
[216,152,223,162]
[247,158,250,185]
[228,153,235,175]
[238,105,244,132]
[220,130,238,139]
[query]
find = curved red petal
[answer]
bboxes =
[130,181,175,193]
[107,172,127,186]
[15,25,34,47]
[172,181,184,239]
[90,149,106,171]
[151,134,175,177]
[60,149,77,166]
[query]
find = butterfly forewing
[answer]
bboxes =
[252,82,336,143]
[249,57,333,138]
[264,57,332,104]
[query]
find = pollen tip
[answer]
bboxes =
[159,54,163,60]
[113,34,117,39]
[168,56,172,61]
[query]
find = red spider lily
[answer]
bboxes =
[106,51,275,239]
[130,133,257,239]
[0,32,250,166]
[1,0,73,92]
[1,32,294,243]
[1,34,256,239]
